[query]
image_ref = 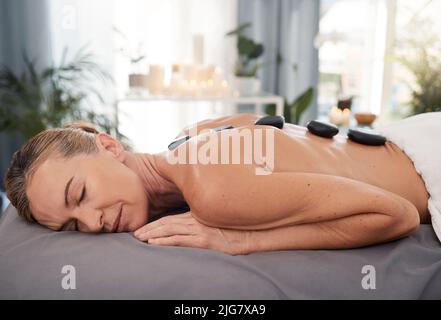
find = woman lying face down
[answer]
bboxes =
[4,114,427,255]
[4,120,251,254]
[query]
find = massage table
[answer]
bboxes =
[0,204,440,299]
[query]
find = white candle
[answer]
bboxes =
[341,108,351,126]
[182,64,197,82]
[147,64,165,95]
[192,34,204,65]
[328,107,342,125]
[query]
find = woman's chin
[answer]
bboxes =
[121,203,148,232]
[127,222,143,233]
[128,214,149,232]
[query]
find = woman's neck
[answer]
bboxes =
[122,151,186,218]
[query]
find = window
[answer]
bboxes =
[390,0,441,119]
[317,0,391,119]
[318,0,441,124]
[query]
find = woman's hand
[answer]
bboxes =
[133,212,250,255]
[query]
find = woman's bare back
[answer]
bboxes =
[155,113,430,224]
[277,123,430,222]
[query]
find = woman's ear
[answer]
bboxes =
[95,133,125,161]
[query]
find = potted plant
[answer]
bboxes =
[0,47,130,147]
[265,87,315,124]
[396,23,441,116]
[226,22,264,95]
[128,55,148,91]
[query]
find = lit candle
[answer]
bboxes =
[341,108,351,126]
[328,107,342,125]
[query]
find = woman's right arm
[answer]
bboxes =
[187,166,420,249]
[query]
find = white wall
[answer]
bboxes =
[48,0,116,116]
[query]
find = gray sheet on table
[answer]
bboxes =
[0,204,440,299]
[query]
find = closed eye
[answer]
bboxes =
[64,185,85,231]
[74,185,86,231]
[77,185,86,204]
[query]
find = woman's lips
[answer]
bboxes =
[117,205,124,233]
[111,205,122,233]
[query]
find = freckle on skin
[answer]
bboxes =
[307,184,311,187]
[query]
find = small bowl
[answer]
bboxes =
[354,112,377,126]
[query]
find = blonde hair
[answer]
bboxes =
[4,122,121,223]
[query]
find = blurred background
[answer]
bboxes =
[1,0,441,212]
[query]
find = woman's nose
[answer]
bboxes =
[76,207,104,233]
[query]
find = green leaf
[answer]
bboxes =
[225,22,252,36]
[0,46,120,140]
[238,36,256,56]
[289,87,314,124]
[276,52,283,65]
[249,43,264,59]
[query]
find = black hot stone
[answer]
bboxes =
[168,135,191,151]
[306,120,339,138]
[211,125,235,132]
[254,115,285,129]
[347,128,386,146]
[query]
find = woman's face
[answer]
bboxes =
[26,133,149,233]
